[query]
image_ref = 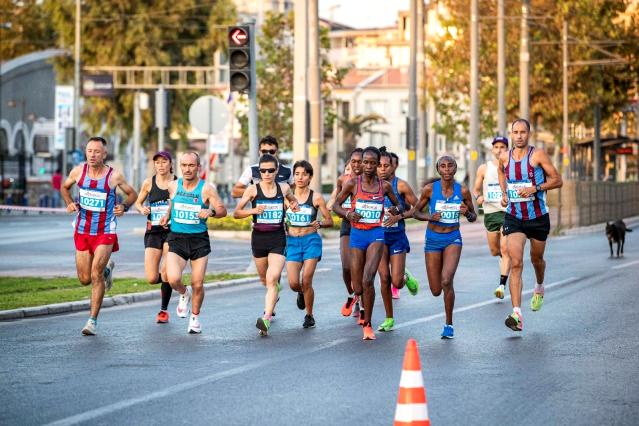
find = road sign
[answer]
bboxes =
[188,96,228,135]
[54,86,74,150]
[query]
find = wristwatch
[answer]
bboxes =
[122,203,129,212]
[535,184,542,192]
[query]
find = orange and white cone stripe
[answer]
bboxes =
[394,338,430,426]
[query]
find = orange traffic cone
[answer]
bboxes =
[394,338,430,426]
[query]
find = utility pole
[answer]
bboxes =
[133,92,141,189]
[468,0,479,190]
[308,0,321,192]
[497,0,506,135]
[246,20,258,164]
[407,0,418,190]
[593,103,601,181]
[293,0,308,162]
[71,0,81,177]
[155,85,166,152]
[519,0,530,121]
[562,19,570,179]
[417,0,426,185]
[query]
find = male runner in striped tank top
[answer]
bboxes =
[473,136,511,299]
[497,119,562,332]
[61,137,137,336]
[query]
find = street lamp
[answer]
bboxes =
[7,99,28,205]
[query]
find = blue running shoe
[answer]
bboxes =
[441,324,454,339]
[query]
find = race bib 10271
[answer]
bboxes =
[79,188,107,212]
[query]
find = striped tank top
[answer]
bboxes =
[505,146,548,220]
[75,164,117,235]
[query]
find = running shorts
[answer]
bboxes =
[144,230,169,250]
[286,232,322,263]
[424,228,462,253]
[251,229,287,258]
[349,226,385,251]
[167,231,211,261]
[74,232,119,255]
[483,211,505,233]
[340,218,351,238]
[502,213,550,241]
[384,230,410,255]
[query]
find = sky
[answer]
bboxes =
[319,0,410,29]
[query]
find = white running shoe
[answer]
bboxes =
[176,287,191,318]
[103,259,115,292]
[81,319,97,336]
[188,315,201,334]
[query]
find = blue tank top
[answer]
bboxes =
[429,180,463,227]
[505,146,548,220]
[383,177,407,233]
[169,179,208,234]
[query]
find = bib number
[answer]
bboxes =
[256,201,284,224]
[354,200,383,224]
[435,200,460,224]
[150,202,170,226]
[383,210,399,228]
[286,205,313,227]
[79,189,107,212]
[173,202,201,224]
[486,183,503,202]
[507,181,534,203]
[341,196,352,209]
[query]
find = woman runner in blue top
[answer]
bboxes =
[414,155,477,339]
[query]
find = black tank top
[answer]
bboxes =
[147,176,172,232]
[286,190,318,227]
[252,183,285,232]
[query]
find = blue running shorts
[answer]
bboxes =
[349,226,385,251]
[424,228,462,253]
[384,230,410,255]
[286,232,322,262]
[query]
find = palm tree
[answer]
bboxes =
[338,113,387,155]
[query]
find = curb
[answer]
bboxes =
[0,276,261,321]
[562,215,639,236]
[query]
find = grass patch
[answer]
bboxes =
[0,272,256,311]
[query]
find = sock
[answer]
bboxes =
[89,317,97,324]
[499,275,508,286]
[160,282,173,311]
[191,313,199,318]
[513,307,522,316]
[535,283,544,293]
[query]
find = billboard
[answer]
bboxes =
[54,86,74,150]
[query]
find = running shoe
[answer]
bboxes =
[391,286,401,299]
[404,269,419,296]
[352,301,360,318]
[81,319,97,336]
[297,292,305,310]
[256,317,271,336]
[530,289,544,311]
[441,324,454,339]
[505,311,523,331]
[377,318,395,332]
[103,259,115,292]
[156,310,169,324]
[362,324,376,340]
[188,315,201,334]
[176,287,191,318]
[341,295,358,317]
[303,314,315,329]
[494,284,505,300]
[358,309,366,326]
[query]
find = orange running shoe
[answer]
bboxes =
[341,295,358,317]
[156,310,169,323]
[362,324,376,340]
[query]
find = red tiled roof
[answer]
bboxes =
[339,68,408,89]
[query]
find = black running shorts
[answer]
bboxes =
[144,230,169,250]
[502,213,550,241]
[340,218,351,238]
[251,229,286,258]
[167,231,211,261]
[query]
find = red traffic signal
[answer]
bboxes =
[228,26,251,93]
[229,27,249,47]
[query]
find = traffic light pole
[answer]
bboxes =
[247,20,259,164]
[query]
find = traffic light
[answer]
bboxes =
[228,26,251,93]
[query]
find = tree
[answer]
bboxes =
[339,113,387,155]
[0,0,56,61]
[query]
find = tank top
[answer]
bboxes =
[383,177,407,233]
[286,190,318,228]
[252,182,285,232]
[147,176,172,232]
[429,180,463,227]
[505,146,548,220]
[351,176,384,230]
[169,178,208,234]
[341,174,353,209]
[482,161,505,214]
[75,164,117,235]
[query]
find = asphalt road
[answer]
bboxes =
[0,215,638,425]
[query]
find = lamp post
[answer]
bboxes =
[7,99,28,205]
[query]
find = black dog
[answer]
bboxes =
[606,220,632,257]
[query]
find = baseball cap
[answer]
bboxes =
[492,136,509,146]
[153,151,172,161]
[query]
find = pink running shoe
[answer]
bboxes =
[391,286,400,299]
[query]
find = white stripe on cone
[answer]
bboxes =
[399,370,425,388]
[394,403,429,422]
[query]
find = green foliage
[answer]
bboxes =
[207,215,252,231]
[0,0,56,61]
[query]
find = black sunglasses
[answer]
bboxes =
[260,149,277,155]
[259,168,277,174]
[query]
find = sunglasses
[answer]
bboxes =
[259,168,277,174]
[260,149,277,155]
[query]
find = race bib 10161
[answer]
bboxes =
[286,205,313,227]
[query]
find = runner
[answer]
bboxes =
[285,160,333,328]
[376,147,420,332]
[231,135,293,198]
[331,149,363,319]
[134,151,175,323]
[233,153,300,336]
[159,152,227,334]
[333,146,403,340]
[472,136,511,299]
[414,155,477,339]
[498,118,562,332]
[60,136,137,336]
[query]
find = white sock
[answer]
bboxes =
[513,307,522,316]
[535,283,544,293]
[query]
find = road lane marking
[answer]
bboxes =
[612,260,639,270]
[44,337,350,426]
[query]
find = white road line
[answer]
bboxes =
[42,275,580,425]
[612,259,639,270]
[45,338,350,426]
